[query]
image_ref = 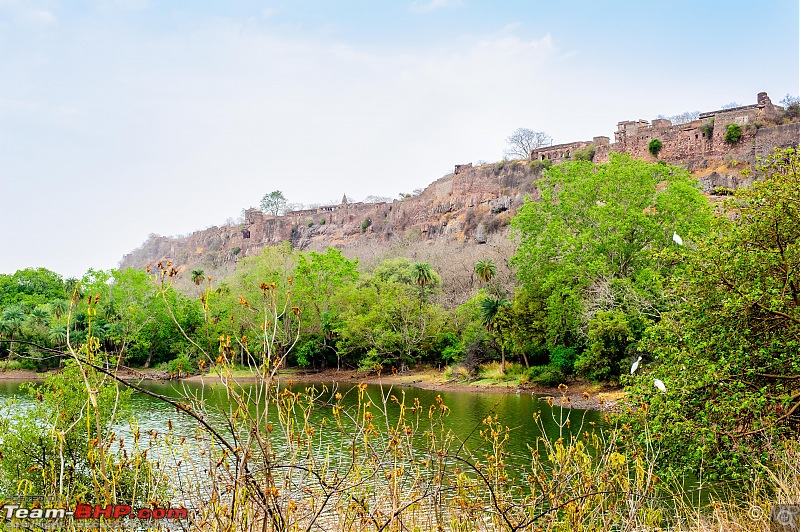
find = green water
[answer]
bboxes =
[0,378,603,470]
[0,377,714,506]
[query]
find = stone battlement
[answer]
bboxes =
[531,92,790,165]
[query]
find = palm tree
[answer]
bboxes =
[411,263,434,302]
[49,325,68,346]
[479,296,511,374]
[50,299,69,320]
[65,277,81,301]
[191,269,205,286]
[474,259,497,284]
[0,306,25,369]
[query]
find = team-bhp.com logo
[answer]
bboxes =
[3,502,187,521]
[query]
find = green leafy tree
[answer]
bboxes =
[293,248,359,367]
[627,147,800,478]
[260,190,287,216]
[575,310,632,381]
[336,279,449,370]
[210,243,298,364]
[0,267,65,308]
[511,153,712,362]
[0,305,26,367]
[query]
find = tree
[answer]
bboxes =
[474,259,497,284]
[505,128,551,160]
[191,269,205,286]
[0,267,65,309]
[657,111,700,125]
[511,154,712,361]
[781,94,800,120]
[293,248,359,367]
[0,305,25,367]
[260,190,287,216]
[335,280,448,370]
[478,295,511,373]
[627,147,800,478]
[411,263,435,301]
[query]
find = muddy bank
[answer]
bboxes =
[185,367,624,412]
[0,367,624,412]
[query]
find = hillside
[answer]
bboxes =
[120,91,800,300]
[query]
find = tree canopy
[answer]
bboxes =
[626,147,800,477]
[511,153,712,379]
[260,190,287,216]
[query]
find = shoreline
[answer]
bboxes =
[180,367,624,412]
[0,367,624,412]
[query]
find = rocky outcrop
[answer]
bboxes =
[120,161,536,276]
[121,92,800,283]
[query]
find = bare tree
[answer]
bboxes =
[364,195,392,204]
[657,110,699,125]
[260,190,287,216]
[505,128,551,160]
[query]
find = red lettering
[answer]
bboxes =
[74,504,92,519]
[167,508,188,519]
[152,508,166,519]
[138,508,152,519]
[93,505,113,519]
[113,505,131,518]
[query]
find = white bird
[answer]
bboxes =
[654,379,666,392]
[630,356,643,375]
[672,232,683,246]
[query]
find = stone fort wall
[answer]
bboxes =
[530,92,794,166]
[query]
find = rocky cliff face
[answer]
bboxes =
[120,107,800,297]
[119,161,533,302]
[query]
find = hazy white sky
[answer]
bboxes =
[1,0,798,278]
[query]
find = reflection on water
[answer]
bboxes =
[0,378,605,471]
[0,377,716,505]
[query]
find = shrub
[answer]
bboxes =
[647,138,663,158]
[701,119,714,138]
[159,351,199,376]
[549,345,577,375]
[525,364,565,387]
[724,123,742,144]
[231,246,241,256]
[573,144,596,162]
[319,218,326,225]
[307,220,314,227]
[361,218,372,232]
[574,310,632,382]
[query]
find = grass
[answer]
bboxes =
[477,361,524,382]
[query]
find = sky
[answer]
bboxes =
[1,0,798,278]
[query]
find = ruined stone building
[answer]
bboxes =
[530,92,797,167]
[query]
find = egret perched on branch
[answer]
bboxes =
[654,379,666,392]
[630,356,643,375]
[672,232,683,246]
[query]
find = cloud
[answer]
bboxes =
[410,0,462,13]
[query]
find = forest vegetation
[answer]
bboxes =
[0,148,798,530]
